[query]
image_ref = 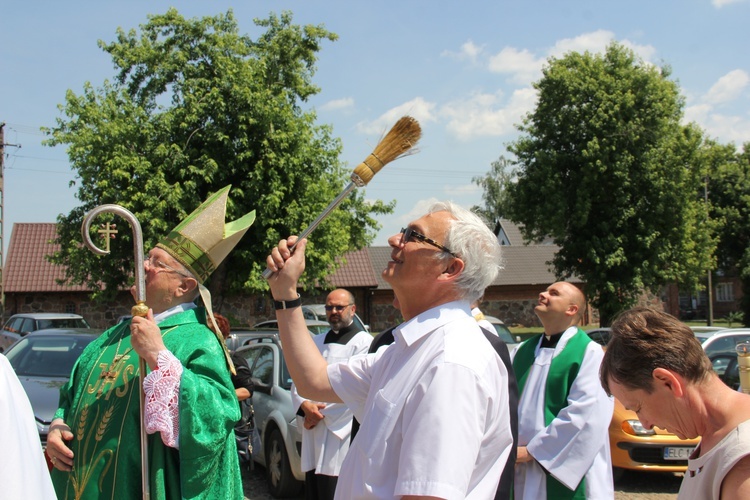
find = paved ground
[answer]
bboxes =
[241,465,682,499]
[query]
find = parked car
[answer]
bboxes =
[225,329,279,352]
[0,313,91,352]
[254,318,332,336]
[608,398,700,479]
[690,325,729,344]
[584,325,699,479]
[301,304,369,332]
[235,333,304,498]
[701,328,750,357]
[586,327,613,347]
[484,315,518,348]
[4,328,103,447]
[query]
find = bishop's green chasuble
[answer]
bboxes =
[51,308,243,499]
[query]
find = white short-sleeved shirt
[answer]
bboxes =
[328,301,513,500]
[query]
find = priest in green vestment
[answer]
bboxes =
[46,186,255,499]
[511,281,614,500]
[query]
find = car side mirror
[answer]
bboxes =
[251,377,272,395]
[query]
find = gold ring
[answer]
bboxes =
[51,457,57,464]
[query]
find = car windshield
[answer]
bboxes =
[37,318,89,329]
[705,334,750,357]
[493,323,515,345]
[7,337,94,377]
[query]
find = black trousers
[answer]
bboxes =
[304,470,338,500]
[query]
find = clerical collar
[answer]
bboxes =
[540,331,564,348]
[153,302,196,324]
[325,322,357,344]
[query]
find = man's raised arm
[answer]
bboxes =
[265,236,341,403]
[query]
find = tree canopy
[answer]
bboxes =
[708,142,750,323]
[45,9,393,305]
[471,155,515,222]
[504,42,715,325]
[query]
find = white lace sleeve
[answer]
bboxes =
[143,350,183,448]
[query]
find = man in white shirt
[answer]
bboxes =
[266,201,513,500]
[292,288,372,500]
[511,282,614,499]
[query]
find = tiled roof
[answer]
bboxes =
[496,218,556,246]
[3,223,577,293]
[368,246,394,290]
[494,245,580,286]
[497,218,525,246]
[329,247,378,288]
[3,223,89,292]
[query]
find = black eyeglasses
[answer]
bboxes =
[325,304,353,312]
[399,227,456,257]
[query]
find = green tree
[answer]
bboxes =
[505,42,715,325]
[471,155,515,222]
[44,9,393,306]
[708,142,750,325]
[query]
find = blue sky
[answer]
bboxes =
[2,0,749,261]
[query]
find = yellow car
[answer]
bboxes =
[609,398,700,479]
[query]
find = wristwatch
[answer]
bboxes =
[273,294,302,310]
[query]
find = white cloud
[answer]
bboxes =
[685,107,750,144]
[355,97,437,135]
[712,0,749,7]
[704,69,750,105]
[442,40,484,64]
[487,47,545,85]
[320,97,354,112]
[684,70,750,144]
[549,30,615,59]
[549,29,657,64]
[440,87,537,141]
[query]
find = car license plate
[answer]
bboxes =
[663,447,693,460]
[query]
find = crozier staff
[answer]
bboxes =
[46,185,255,499]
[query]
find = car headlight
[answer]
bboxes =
[622,419,655,436]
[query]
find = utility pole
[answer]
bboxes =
[0,123,22,314]
[705,175,714,326]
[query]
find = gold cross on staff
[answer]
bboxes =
[98,223,118,252]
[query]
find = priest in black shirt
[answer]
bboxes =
[292,289,372,500]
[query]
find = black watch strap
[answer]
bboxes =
[273,294,302,310]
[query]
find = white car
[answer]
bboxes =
[690,325,729,344]
[702,329,750,390]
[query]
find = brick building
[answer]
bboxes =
[2,220,637,332]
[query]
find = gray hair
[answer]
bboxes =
[428,201,503,303]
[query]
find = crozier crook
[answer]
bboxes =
[81,204,151,500]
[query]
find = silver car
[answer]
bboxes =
[236,333,305,498]
[5,328,102,446]
[0,313,91,352]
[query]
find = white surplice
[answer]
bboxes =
[0,354,57,499]
[291,329,372,476]
[511,326,615,499]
